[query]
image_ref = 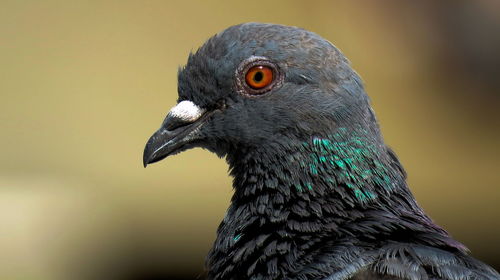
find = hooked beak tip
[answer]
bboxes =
[143,146,151,168]
[143,134,159,168]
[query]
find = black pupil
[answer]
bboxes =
[253,71,264,83]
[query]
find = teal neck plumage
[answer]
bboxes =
[209,124,437,280]
[298,124,400,203]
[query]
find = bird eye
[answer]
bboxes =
[235,56,283,96]
[245,65,273,90]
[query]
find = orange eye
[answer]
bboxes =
[245,65,274,90]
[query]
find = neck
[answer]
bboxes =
[206,124,461,280]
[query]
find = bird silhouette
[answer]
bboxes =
[143,23,499,280]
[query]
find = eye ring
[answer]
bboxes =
[235,56,283,96]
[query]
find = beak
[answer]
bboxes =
[143,101,208,167]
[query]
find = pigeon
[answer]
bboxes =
[143,23,499,280]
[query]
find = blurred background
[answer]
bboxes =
[1,1,499,279]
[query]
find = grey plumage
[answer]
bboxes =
[143,23,499,280]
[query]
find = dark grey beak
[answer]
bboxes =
[143,101,208,167]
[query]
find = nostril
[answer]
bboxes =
[162,100,206,130]
[162,113,195,131]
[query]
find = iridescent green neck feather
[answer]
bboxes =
[296,124,401,204]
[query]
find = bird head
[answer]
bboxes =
[143,23,374,167]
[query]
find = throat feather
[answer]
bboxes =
[207,125,407,280]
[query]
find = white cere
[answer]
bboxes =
[169,100,205,122]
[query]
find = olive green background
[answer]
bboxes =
[1,1,499,279]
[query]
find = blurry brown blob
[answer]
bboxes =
[416,0,500,113]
